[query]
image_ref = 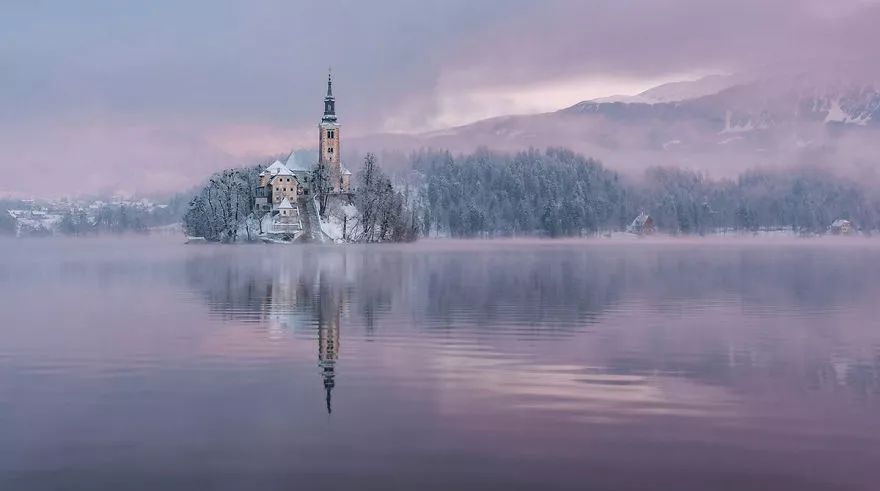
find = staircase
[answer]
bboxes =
[299,196,330,243]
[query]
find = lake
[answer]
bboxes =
[1,237,879,490]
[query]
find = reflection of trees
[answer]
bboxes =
[595,248,880,397]
[809,355,880,398]
[185,251,348,413]
[184,245,880,402]
[184,245,880,335]
[184,251,348,328]
[417,254,627,329]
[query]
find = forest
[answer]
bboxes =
[178,147,880,241]
[412,148,880,237]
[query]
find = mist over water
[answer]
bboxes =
[1,237,880,490]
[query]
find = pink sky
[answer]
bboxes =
[2,0,879,197]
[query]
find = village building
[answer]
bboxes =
[627,212,655,235]
[268,164,300,204]
[253,73,352,238]
[828,218,853,235]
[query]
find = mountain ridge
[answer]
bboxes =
[348,71,880,179]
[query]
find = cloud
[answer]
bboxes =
[1,0,878,196]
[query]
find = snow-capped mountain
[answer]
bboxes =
[591,74,749,104]
[567,73,880,128]
[351,71,880,178]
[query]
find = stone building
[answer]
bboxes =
[253,73,352,236]
[317,72,352,194]
[267,162,300,205]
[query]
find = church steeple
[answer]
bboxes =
[322,364,335,414]
[322,70,337,123]
[318,70,348,195]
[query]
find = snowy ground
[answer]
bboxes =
[319,200,360,243]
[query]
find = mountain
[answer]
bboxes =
[592,74,748,104]
[350,72,880,179]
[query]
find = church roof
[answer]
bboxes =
[273,165,294,177]
[341,166,352,175]
[265,160,293,176]
[277,197,294,209]
[285,151,313,172]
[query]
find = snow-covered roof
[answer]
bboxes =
[831,218,852,227]
[277,197,294,209]
[285,151,313,172]
[631,212,651,227]
[273,165,294,177]
[341,166,352,175]
[265,160,293,176]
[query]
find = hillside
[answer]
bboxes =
[350,72,880,180]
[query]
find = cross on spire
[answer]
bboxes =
[327,68,333,98]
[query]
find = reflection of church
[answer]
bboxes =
[185,250,349,415]
[251,260,345,414]
[315,269,344,415]
[318,304,340,414]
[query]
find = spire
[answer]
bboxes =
[321,362,335,414]
[322,69,337,122]
[324,375,334,414]
[326,68,333,98]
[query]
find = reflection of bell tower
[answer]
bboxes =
[317,283,341,414]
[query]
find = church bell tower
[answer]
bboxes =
[319,71,342,192]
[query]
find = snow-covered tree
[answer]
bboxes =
[183,165,263,242]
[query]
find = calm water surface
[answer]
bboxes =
[1,237,879,490]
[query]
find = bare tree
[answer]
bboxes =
[313,163,331,217]
[352,153,417,242]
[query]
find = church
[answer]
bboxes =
[253,73,352,236]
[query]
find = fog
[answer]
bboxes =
[2,0,880,196]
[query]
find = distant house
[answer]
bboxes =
[828,218,853,235]
[627,213,655,235]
